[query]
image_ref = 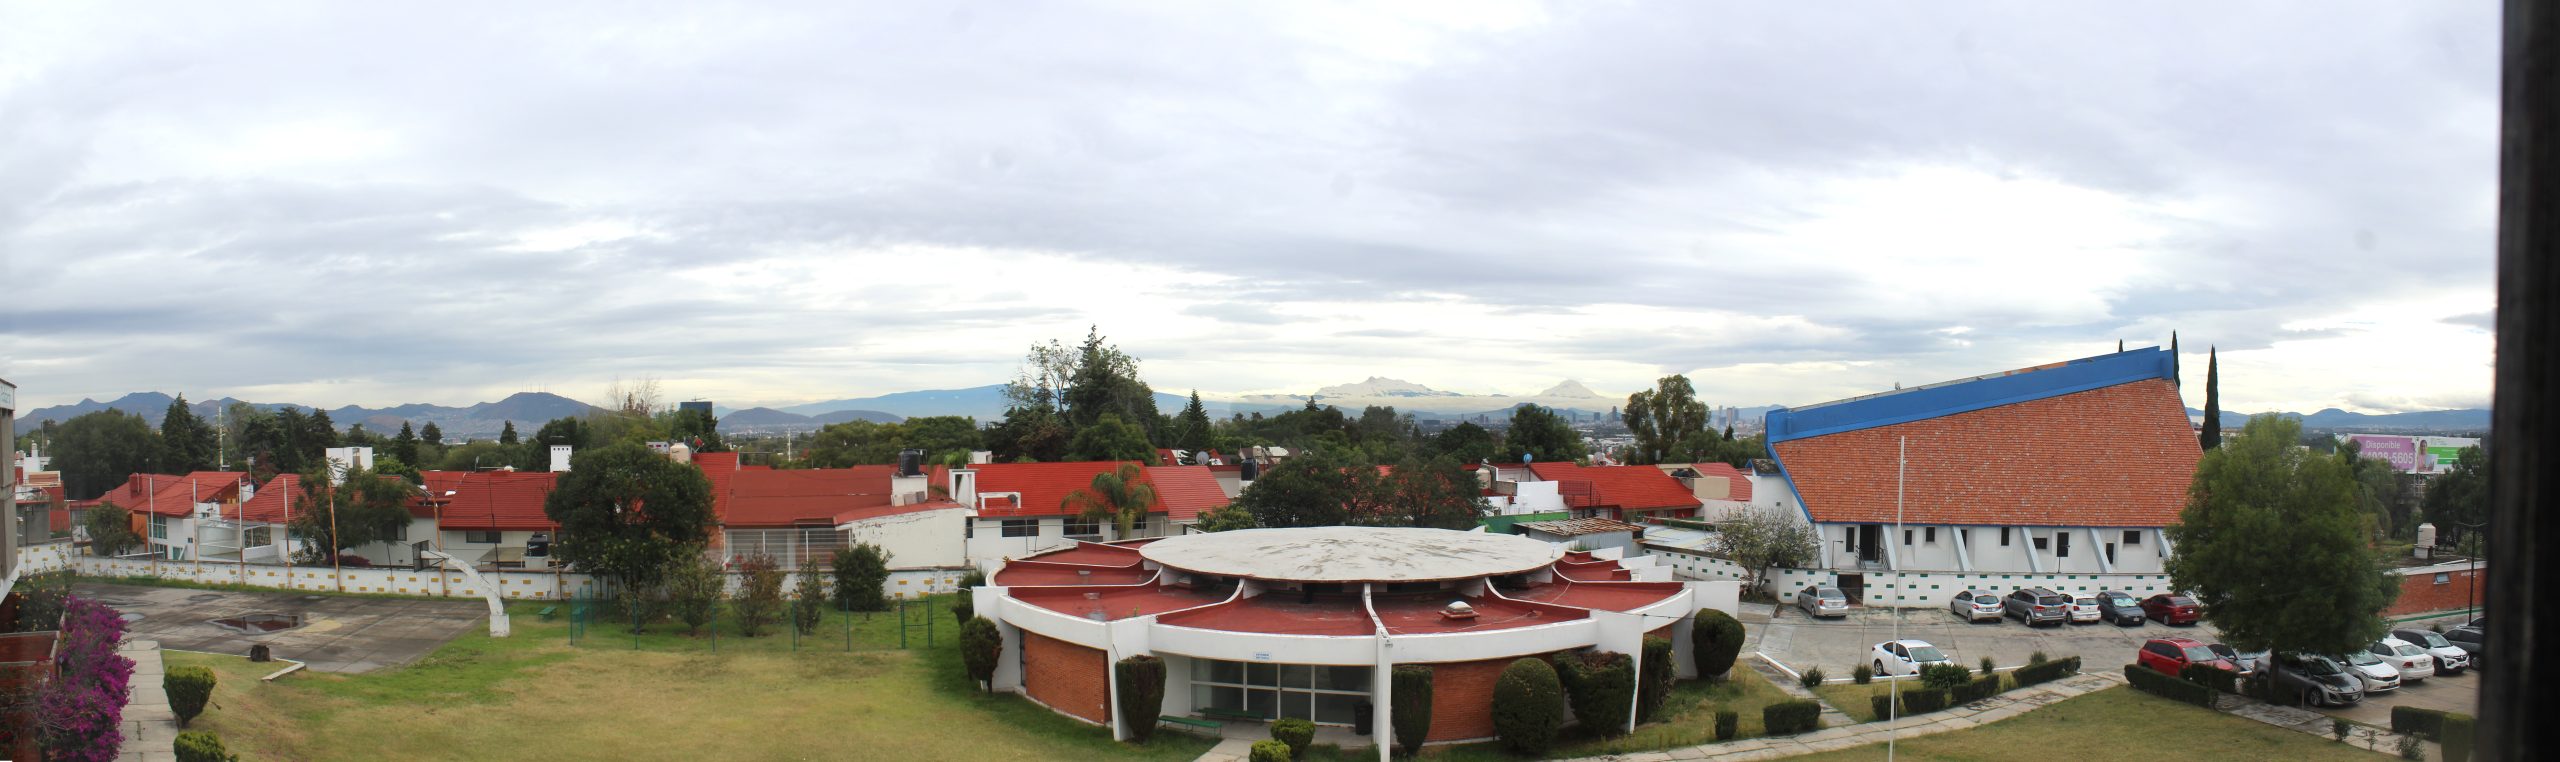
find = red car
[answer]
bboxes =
[2138,637,2233,675]
[2141,593,2201,625]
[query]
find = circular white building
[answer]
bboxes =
[974,526,1732,753]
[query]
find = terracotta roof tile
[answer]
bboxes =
[1524,463,1702,512]
[721,466,897,528]
[421,470,559,531]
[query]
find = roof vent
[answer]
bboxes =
[1440,601,1478,620]
[1078,569,1092,580]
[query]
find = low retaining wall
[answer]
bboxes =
[25,544,972,602]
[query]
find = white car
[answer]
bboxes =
[2066,595,2102,624]
[2390,629,2471,674]
[2368,638,2436,682]
[1870,639,1952,678]
[2340,650,2402,693]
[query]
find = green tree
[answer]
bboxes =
[901,416,982,460]
[960,616,1003,693]
[84,502,142,557]
[53,410,160,499]
[985,400,1071,463]
[1174,391,1214,452]
[666,553,726,635]
[291,467,418,561]
[2167,415,2398,684]
[1429,422,1498,465]
[1500,405,1586,463]
[1066,413,1154,462]
[802,419,905,467]
[831,542,892,612]
[792,555,829,634]
[732,553,785,636]
[159,395,218,473]
[1623,375,1708,465]
[1232,449,1381,528]
[2198,347,2222,451]
[391,421,420,466]
[666,408,725,453]
[1709,506,1820,596]
[2421,445,2489,546]
[419,421,444,446]
[542,442,718,596]
[1060,462,1159,538]
[499,420,520,445]
[1376,456,1491,530]
[533,416,589,460]
[1059,327,1161,439]
[1193,504,1259,532]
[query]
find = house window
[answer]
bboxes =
[1000,519,1038,538]
[149,514,170,540]
[2124,531,2142,546]
[2031,536,2049,551]
[464,530,502,544]
[964,520,974,539]
[1064,519,1101,539]
[2056,533,2071,558]
[244,527,273,548]
[1903,529,1913,546]
[2435,573,2451,585]
[1190,659,1373,725]
[1999,527,2012,547]
[1924,527,1937,543]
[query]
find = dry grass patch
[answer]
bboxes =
[1791,685,2392,762]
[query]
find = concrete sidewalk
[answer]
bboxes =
[1554,671,2125,761]
[116,639,180,762]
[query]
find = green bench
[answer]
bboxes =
[1198,708,1265,723]
[536,606,559,621]
[1158,715,1220,733]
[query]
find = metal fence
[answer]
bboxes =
[566,587,946,653]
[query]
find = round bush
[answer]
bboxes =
[1799,667,1825,689]
[1248,740,1292,762]
[1491,658,1565,755]
[1557,650,1636,738]
[173,730,236,762]
[958,617,1002,694]
[165,665,217,728]
[1691,608,1745,679]
[1269,718,1315,760]
[1851,664,1874,685]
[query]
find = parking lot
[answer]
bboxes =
[1748,603,2478,724]
[79,583,487,673]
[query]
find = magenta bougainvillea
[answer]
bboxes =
[37,597,133,762]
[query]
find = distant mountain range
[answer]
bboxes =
[718,406,904,431]
[21,392,603,440]
[2186,406,2491,433]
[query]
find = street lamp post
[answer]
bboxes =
[2454,520,2487,618]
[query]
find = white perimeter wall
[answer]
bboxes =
[20,544,968,602]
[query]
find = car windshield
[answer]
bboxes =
[2073,597,2096,606]
[1907,646,1945,662]
[2292,656,2341,675]
[2168,597,2196,606]
[2410,633,2451,648]
[2210,644,2236,658]
[2182,646,2219,662]
[2345,651,2384,666]
[2035,596,2065,605]
[2393,644,2426,657]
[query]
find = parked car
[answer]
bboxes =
[2443,623,2487,657]
[2271,653,2364,707]
[1870,639,1952,678]
[2390,628,2471,674]
[2140,593,2201,625]
[2003,587,2069,627]
[2367,638,2435,682]
[1948,589,2004,623]
[2339,650,2402,693]
[2096,591,2145,626]
[1795,586,1851,619]
[2065,594,2101,624]
[2137,638,2233,676]
[2208,643,2263,677]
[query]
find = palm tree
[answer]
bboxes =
[1061,463,1159,539]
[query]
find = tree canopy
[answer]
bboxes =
[543,442,717,594]
[292,467,418,560]
[1066,413,1154,462]
[1500,405,1585,464]
[52,411,158,500]
[1060,462,1158,537]
[1623,375,1707,466]
[2167,415,2397,661]
[1226,450,1484,530]
[159,395,217,473]
[2421,444,2488,547]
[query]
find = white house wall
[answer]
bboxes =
[846,509,968,570]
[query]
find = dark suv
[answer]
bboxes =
[2004,587,2068,627]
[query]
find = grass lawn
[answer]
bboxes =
[165,598,1217,761]
[1790,685,2392,762]
[1812,674,2015,723]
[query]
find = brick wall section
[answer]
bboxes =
[2384,566,2484,617]
[1647,623,1674,641]
[1022,631,1111,724]
[1421,658,1512,741]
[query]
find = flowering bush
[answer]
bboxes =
[38,597,133,762]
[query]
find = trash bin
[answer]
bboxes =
[1354,700,1373,735]
[249,644,272,662]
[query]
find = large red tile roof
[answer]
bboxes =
[420,470,560,531]
[75,472,249,517]
[1674,462,1754,502]
[1772,377,2199,527]
[235,474,304,523]
[972,461,1208,519]
[1524,463,1702,512]
[1144,466,1230,521]
[718,465,897,528]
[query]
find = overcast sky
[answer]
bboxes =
[0,2,2501,415]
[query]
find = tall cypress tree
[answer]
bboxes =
[159,395,217,472]
[499,420,520,445]
[2198,347,2222,451]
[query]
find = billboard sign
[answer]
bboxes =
[2344,434,2420,472]
[2420,436,2481,473]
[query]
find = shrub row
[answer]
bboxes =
[1951,673,2003,704]
[2178,663,2237,694]
[1269,718,1314,760]
[2390,706,2450,737]
[2012,655,2081,687]
[2442,712,2476,762]
[2123,663,2215,707]
[1871,687,1952,720]
[1762,700,1823,736]
[1556,649,1636,739]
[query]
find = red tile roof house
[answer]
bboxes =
[415,470,562,570]
[953,461,1231,569]
[692,452,972,577]
[1651,462,1757,523]
[1523,462,1703,523]
[70,472,250,560]
[1754,347,2203,608]
[228,472,443,568]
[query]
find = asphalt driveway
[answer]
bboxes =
[77,583,487,673]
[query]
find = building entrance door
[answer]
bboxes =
[1856,525,1884,563]
[1837,574,1865,604]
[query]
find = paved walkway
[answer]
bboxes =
[116,639,180,762]
[1194,737,1260,762]
[2219,691,2436,760]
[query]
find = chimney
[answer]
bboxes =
[551,445,573,472]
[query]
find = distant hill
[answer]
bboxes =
[2187,406,2491,434]
[23,391,604,440]
[717,407,904,432]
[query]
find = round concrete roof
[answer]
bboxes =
[1140,526,1563,583]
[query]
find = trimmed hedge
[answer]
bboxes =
[174,731,237,762]
[165,665,217,728]
[1692,608,1746,679]
[959,617,1002,694]
[1952,674,2002,704]
[1270,718,1314,761]
[1557,649,1637,738]
[1713,709,1738,741]
[2178,663,2237,694]
[2441,712,2475,762]
[1919,662,1971,692]
[1248,740,1292,762]
[1763,700,1823,735]
[1870,694,1894,720]
[2240,672,2299,706]
[2124,663,2215,707]
[1492,658,1566,755]
[1392,665,1434,757]
[1873,688,1950,719]
[1638,637,1676,723]
[1115,655,1167,744]
[2390,705,2449,737]
[2013,655,2081,687]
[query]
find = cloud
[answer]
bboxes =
[0,1,2500,416]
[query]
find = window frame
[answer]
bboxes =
[1000,518,1039,538]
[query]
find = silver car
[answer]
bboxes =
[1948,589,2003,623]
[1796,586,1850,618]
